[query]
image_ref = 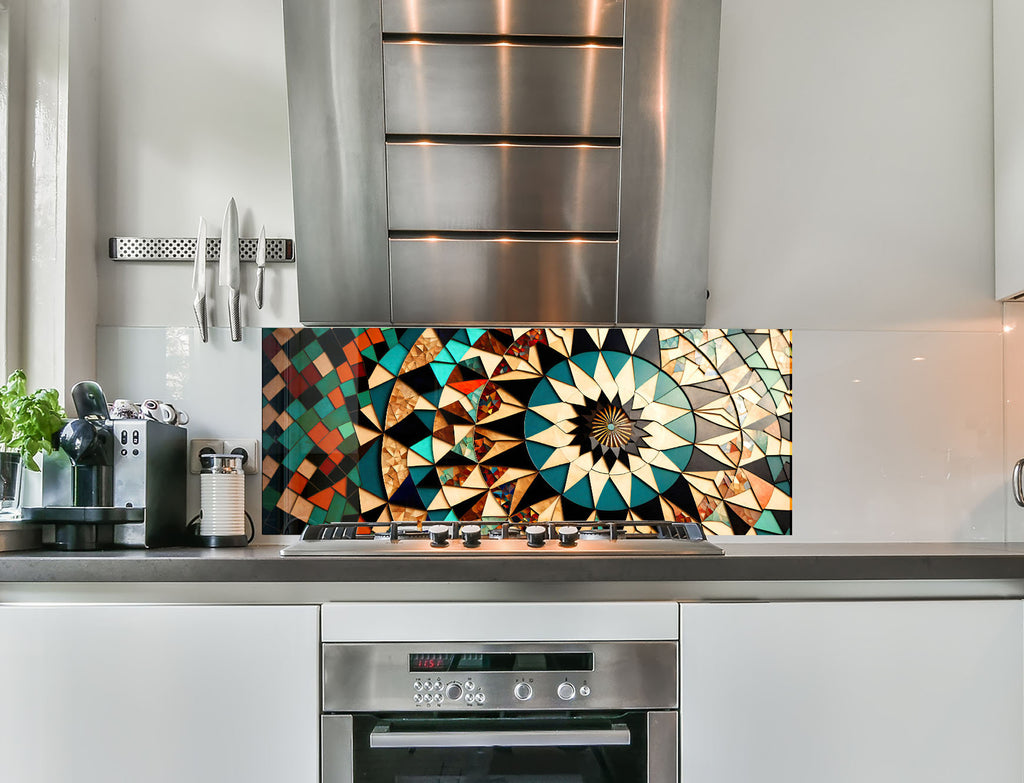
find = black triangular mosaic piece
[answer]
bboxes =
[600,330,630,354]
[740,457,775,484]
[385,413,432,446]
[725,505,751,536]
[693,416,737,443]
[436,450,477,467]
[481,411,527,439]
[493,378,543,408]
[498,443,538,471]
[512,477,556,513]
[534,341,571,373]
[391,475,425,509]
[631,497,666,521]
[446,493,483,520]
[569,330,599,355]
[631,330,662,365]
[683,447,734,473]
[401,365,442,394]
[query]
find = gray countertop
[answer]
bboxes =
[2,542,1024,598]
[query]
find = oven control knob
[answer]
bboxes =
[428,524,450,547]
[557,525,579,546]
[579,685,591,697]
[514,682,533,701]
[557,682,576,701]
[525,525,547,548]
[445,682,463,701]
[461,524,481,548]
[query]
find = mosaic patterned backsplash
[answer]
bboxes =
[262,328,792,535]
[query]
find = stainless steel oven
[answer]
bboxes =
[321,641,678,783]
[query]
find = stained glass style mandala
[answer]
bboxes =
[262,327,793,536]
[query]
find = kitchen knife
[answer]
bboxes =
[192,216,209,342]
[219,197,241,342]
[254,224,266,310]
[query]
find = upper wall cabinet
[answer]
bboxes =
[996,0,1024,300]
[283,0,721,326]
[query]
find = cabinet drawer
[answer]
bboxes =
[384,42,622,137]
[382,0,624,37]
[386,143,621,232]
[390,238,617,323]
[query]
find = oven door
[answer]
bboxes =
[323,711,677,783]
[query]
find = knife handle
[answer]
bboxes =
[193,295,209,343]
[229,289,241,342]
[255,267,265,310]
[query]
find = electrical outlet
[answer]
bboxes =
[223,438,260,475]
[189,439,224,474]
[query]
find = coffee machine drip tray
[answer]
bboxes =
[20,506,146,551]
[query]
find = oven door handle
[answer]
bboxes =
[369,723,631,749]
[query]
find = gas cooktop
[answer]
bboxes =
[280,521,723,557]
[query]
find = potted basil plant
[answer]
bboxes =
[0,370,65,515]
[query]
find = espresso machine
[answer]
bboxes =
[22,381,187,550]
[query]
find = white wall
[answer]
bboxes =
[92,0,1005,542]
[96,0,297,329]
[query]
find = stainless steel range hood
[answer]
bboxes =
[283,0,721,326]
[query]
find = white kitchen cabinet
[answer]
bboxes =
[996,0,1024,299]
[0,604,319,783]
[680,601,1023,783]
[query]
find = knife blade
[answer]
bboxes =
[192,216,209,342]
[219,197,241,342]
[254,224,266,310]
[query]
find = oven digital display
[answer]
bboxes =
[409,652,594,673]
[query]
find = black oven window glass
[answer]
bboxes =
[349,714,646,783]
[409,653,594,673]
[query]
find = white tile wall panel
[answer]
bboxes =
[794,329,1004,541]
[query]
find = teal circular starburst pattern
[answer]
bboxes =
[525,352,695,511]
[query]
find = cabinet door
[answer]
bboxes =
[680,601,1023,783]
[996,0,1024,299]
[0,604,319,783]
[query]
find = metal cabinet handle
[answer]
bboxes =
[369,724,631,749]
[1014,459,1024,507]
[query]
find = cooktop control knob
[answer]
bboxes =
[557,682,576,701]
[428,524,450,547]
[514,682,533,701]
[525,525,547,548]
[461,524,481,548]
[557,525,579,546]
[445,682,463,701]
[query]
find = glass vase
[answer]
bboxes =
[0,451,23,518]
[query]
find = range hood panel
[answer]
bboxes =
[386,143,621,233]
[381,0,626,37]
[284,0,720,327]
[390,239,618,324]
[283,0,391,326]
[384,42,624,137]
